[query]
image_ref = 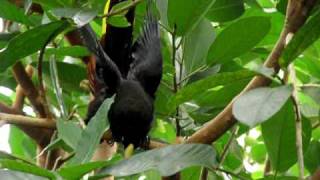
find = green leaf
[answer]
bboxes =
[9,126,36,161]
[32,0,64,8]
[168,0,216,36]
[281,9,320,67]
[109,0,132,15]
[0,159,57,179]
[155,0,169,29]
[0,151,34,165]
[51,8,98,27]
[107,15,131,28]
[174,70,255,107]
[0,0,35,26]
[207,16,271,65]
[261,101,311,172]
[59,156,120,180]
[67,98,113,165]
[96,144,217,177]
[0,170,46,180]
[183,18,215,74]
[56,119,82,149]
[206,0,245,22]
[46,46,90,57]
[233,85,293,127]
[244,61,275,80]
[41,61,86,92]
[0,21,69,72]
[250,143,267,164]
[0,32,20,42]
[304,140,320,174]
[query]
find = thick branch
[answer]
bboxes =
[12,62,47,118]
[186,0,317,144]
[0,113,55,129]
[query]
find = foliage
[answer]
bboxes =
[0,0,319,179]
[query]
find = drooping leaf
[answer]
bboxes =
[206,0,245,22]
[281,9,320,67]
[96,144,217,177]
[233,85,293,127]
[183,18,215,75]
[261,101,312,172]
[67,98,113,165]
[168,0,216,36]
[0,21,69,72]
[207,16,271,65]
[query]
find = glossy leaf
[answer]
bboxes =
[67,98,113,165]
[0,21,69,72]
[207,16,271,65]
[233,85,293,127]
[46,46,90,57]
[261,101,312,172]
[97,144,217,177]
[281,9,320,67]
[206,0,245,22]
[168,0,216,36]
[107,15,131,28]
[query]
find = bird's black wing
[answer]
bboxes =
[103,0,135,77]
[127,3,162,98]
[78,24,121,95]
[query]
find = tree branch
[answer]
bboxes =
[186,0,317,145]
[0,113,55,129]
[289,63,305,180]
[12,62,47,118]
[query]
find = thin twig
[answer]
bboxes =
[177,65,207,86]
[218,127,238,166]
[212,167,249,180]
[289,64,305,180]
[171,27,181,136]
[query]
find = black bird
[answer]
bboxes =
[79,0,162,148]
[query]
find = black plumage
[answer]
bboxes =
[79,0,162,147]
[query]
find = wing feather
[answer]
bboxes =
[127,2,162,97]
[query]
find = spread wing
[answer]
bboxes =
[127,4,162,98]
[103,0,135,77]
[78,24,121,95]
